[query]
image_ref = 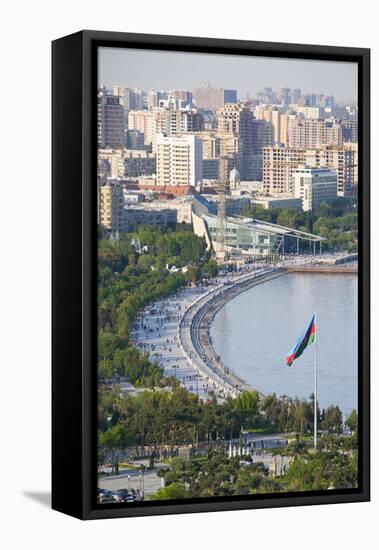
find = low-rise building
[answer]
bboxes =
[146,197,194,224]
[123,207,177,232]
[250,195,303,210]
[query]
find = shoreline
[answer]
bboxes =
[284,265,357,274]
[131,268,281,400]
[178,268,287,398]
[132,261,357,402]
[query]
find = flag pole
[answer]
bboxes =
[314,312,317,451]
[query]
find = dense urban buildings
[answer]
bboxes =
[97,53,359,506]
[262,145,356,196]
[97,82,358,242]
[193,85,237,110]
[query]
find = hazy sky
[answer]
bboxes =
[99,47,358,104]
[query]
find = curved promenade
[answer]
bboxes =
[178,268,286,398]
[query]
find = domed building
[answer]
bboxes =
[229,166,241,191]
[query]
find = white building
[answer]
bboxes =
[156,134,203,187]
[292,167,337,212]
[297,106,320,119]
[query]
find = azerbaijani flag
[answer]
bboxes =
[286,314,316,366]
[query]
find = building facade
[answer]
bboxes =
[127,110,154,147]
[98,181,124,232]
[123,207,177,232]
[193,85,237,111]
[263,145,356,197]
[156,134,203,186]
[263,147,308,194]
[97,91,125,148]
[293,167,338,211]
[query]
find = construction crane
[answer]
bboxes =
[216,157,230,261]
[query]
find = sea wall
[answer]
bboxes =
[178,268,286,398]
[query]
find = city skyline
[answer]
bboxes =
[96,44,360,506]
[99,47,358,104]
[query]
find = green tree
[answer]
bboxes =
[203,259,219,278]
[98,424,133,472]
[277,208,296,228]
[234,391,260,429]
[321,405,343,434]
[346,409,358,432]
[185,266,201,284]
[153,482,188,500]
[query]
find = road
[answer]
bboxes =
[98,468,163,496]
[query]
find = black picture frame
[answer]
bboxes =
[52,30,370,520]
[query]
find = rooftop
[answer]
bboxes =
[204,213,326,242]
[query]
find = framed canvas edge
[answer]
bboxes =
[52,30,370,520]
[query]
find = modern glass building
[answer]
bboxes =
[201,213,325,256]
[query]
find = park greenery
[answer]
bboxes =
[98,383,358,495]
[152,431,358,498]
[242,197,358,252]
[97,221,358,499]
[98,224,212,385]
[99,385,355,452]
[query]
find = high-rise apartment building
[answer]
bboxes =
[293,167,338,211]
[98,181,124,232]
[170,89,193,105]
[263,145,356,197]
[279,112,298,145]
[263,147,308,194]
[257,87,277,104]
[253,105,284,144]
[279,88,291,106]
[270,107,282,144]
[343,142,358,186]
[304,94,318,107]
[251,119,275,153]
[323,120,343,146]
[125,129,145,150]
[193,85,237,111]
[297,106,320,119]
[216,103,255,179]
[223,89,238,104]
[97,91,125,148]
[128,110,154,146]
[113,86,144,110]
[147,90,168,110]
[156,134,203,186]
[306,145,356,197]
[341,119,358,143]
[288,119,323,148]
[288,118,342,149]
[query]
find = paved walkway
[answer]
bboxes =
[131,268,267,400]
